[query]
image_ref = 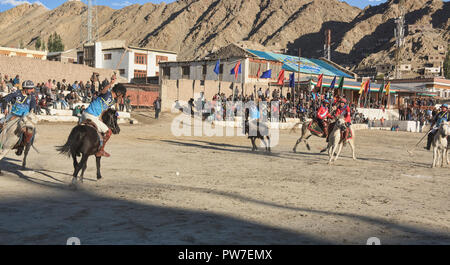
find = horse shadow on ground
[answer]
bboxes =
[0,157,70,189]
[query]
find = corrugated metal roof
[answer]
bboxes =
[246,49,353,79]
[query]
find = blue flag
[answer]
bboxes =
[230,64,241,75]
[214,60,220,75]
[329,76,336,91]
[260,69,272,79]
[289,73,295,88]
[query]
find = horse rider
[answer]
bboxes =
[425,104,449,151]
[333,98,352,140]
[81,73,125,158]
[0,80,36,155]
[316,99,332,138]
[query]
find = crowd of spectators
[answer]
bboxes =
[0,74,132,116]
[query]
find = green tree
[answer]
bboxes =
[35,36,41,50]
[41,42,46,51]
[444,45,450,79]
[47,32,65,52]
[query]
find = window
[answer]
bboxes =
[134,70,147,78]
[156,55,168,66]
[119,69,125,75]
[104,54,112,60]
[135,53,147,65]
[182,66,190,79]
[162,67,170,79]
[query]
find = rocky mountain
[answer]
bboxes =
[0,0,448,75]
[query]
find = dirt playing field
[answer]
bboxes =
[0,112,449,245]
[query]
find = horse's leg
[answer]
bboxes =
[96,156,102,180]
[334,142,344,163]
[73,154,88,183]
[349,139,357,160]
[260,137,268,152]
[251,137,257,151]
[80,158,88,183]
[22,144,31,168]
[328,142,336,164]
[304,132,312,151]
[432,147,437,168]
[293,125,306,153]
[267,136,271,152]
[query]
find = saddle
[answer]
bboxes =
[307,120,324,137]
[80,119,104,150]
[340,127,353,144]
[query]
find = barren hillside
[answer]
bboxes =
[0,0,448,70]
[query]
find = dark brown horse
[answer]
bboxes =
[56,109,120,184]
[243,108,271,152]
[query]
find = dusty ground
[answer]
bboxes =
[0,111,449,245]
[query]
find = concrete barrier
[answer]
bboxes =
[369,120,427,133]
[357,108,399,120]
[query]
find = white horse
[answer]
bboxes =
[327,117,357,164]
[0,113,38,170]
[431,121,450,168]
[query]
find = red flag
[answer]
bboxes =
[277,69,285,85]
[316,74,323,89]
[234,61,241,80]
[257,65,261,79]
[364,79,370,95]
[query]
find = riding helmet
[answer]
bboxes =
[22,80,35,89]
[442,104,448,109]
[340,98,347,104]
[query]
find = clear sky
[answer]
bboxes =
[0,0,448,12]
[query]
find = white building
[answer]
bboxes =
[0,46,47,60]
[80,40,177,82]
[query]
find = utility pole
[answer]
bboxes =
[324,30,331,61]
[394,0,406,80]
[296,48,301,104]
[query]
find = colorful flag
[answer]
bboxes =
[277,69,285,85]
[385,82,391,96]
[230,61,241,80]
[359,80,367,95]
[257,65,261,79]
[260,69,272,79]
[337,76,345,95]
[289,73,295,88]
[329,76,337,91]
[316,74,323,90]
[213,60,220,75]
[378,79,385,96]
[364,79,370,96]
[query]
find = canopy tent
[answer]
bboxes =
[246,49,353,79]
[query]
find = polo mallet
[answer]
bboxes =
[407,130,431,155]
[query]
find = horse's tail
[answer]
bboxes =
[290,122,302,134]
[56,126,82,157]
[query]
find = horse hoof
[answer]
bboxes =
[97,175,102,180]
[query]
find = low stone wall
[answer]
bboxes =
[0,56,126,85]
[369,120,427,133]
[357,108,399,120]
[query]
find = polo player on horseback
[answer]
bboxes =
[0,80,36,155]
[334,98,352,140]
[316,99,332,138]
[426,104,449,151]
[80,73,126,158]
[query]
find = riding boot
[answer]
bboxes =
[323,125,329,139]
[95,129,112,158]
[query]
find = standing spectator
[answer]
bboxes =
[125,95,132,112]
[153,97,161,119]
